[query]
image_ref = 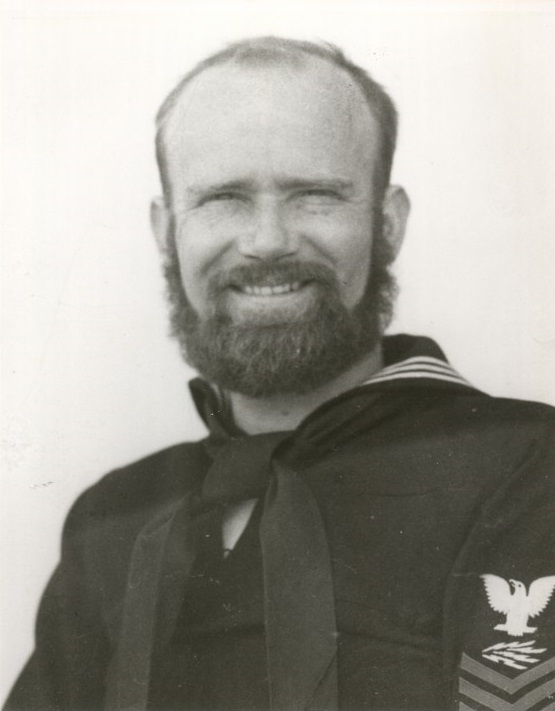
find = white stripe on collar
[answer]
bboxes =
[361,355,471,388]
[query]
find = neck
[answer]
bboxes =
[227,346,384,435]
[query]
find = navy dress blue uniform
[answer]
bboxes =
[5,335,555,710]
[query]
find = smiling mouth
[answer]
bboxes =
[235,281,304,296]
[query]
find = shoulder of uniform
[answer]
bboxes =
[423,390,555,435]
[65,440,209,532]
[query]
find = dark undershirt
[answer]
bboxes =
[148,497,447,711]
[148,504,269,710]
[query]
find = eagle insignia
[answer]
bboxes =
[480,574,555,637]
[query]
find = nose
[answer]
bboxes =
[237,198,297,261]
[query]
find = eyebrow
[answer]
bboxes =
[186,177,355,197]
[278,178,355,194]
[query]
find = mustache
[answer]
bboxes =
[208,261,339,294]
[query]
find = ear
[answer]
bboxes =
[150,197,172,253]
[381,185,410,259]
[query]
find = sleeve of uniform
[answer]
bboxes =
[444,417,555,709]
[4,492,111,711]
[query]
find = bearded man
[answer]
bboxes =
[5,37,555,711]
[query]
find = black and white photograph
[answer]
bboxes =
[2,0,555,709]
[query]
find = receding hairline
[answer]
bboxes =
[155,36,398,202]
[157,38,366,127]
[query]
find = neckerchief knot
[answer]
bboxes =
[201,432,289,506]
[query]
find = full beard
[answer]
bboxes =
[162,221,397,397]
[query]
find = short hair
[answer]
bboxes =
[155,36,398,204]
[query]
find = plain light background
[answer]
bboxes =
[2,0,554,700]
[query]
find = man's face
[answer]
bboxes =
[163,60,379,321]
[155,59,401,396]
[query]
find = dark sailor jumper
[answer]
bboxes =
[6,336,555,711]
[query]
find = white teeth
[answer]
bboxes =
[242,281,302,296]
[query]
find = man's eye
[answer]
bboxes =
[293,189,343,209]
[199,192,241,206]
[298,189,341,201]
[212,193,238,201]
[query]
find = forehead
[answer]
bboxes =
[161,58,379,191]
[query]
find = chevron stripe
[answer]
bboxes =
[461,654,555,694]
[459,703,555,711]
[459,677,555,711]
